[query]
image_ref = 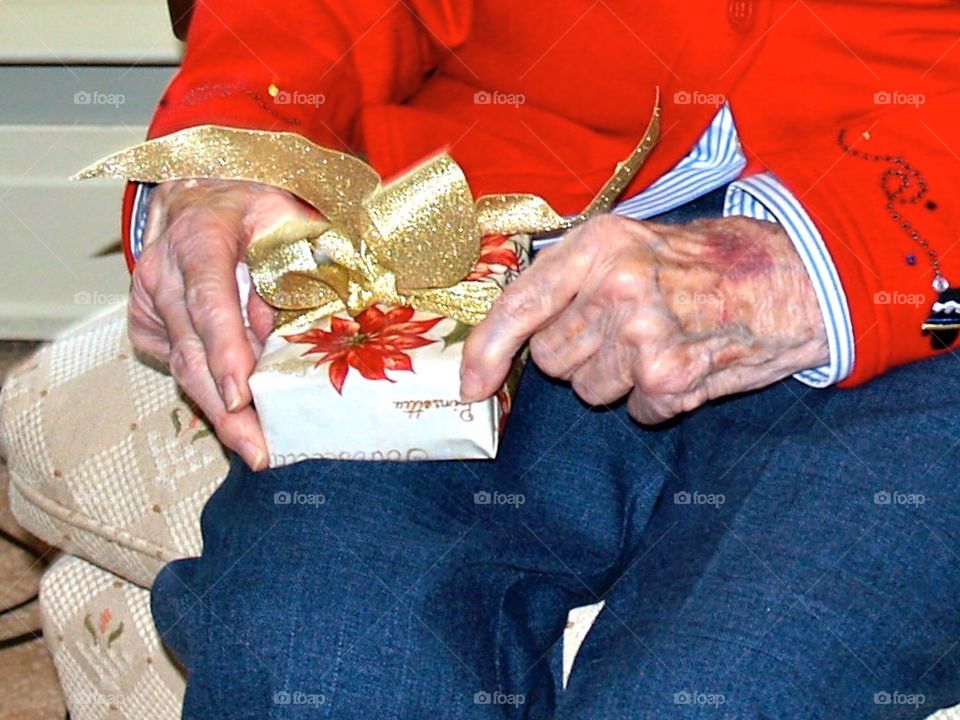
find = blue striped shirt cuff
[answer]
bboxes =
[724,172,855,387]
[130,182,155,262]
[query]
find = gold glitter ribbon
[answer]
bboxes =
[75,92,660,327]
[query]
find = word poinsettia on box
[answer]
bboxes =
[75,94,660,464]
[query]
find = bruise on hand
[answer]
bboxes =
[659,217,814,340]
[702,227,776,280]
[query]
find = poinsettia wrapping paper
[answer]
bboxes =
[249,234,529,466]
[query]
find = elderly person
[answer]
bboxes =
[126,0,960,717]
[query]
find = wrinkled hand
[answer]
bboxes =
[460,214,829,423]
[129,179,313,469]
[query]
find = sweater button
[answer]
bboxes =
[728,0,754,30]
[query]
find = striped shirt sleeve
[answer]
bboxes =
[724,172,855,387]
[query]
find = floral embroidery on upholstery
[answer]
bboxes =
[171,404,213,443]
[83,609,124,649]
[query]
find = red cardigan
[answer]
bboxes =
[122,0,960,387]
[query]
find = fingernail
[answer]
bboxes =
[241,440,267,471]
[460,369,482,403]
[220,375,242,412]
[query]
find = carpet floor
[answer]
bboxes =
[0,342,67,720]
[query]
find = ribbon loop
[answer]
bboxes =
[361,153,480,291]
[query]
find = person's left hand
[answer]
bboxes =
[459,214,830,424]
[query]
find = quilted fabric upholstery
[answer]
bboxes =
[40,555,184,720]
[0,305,229,588]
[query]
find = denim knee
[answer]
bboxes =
[150,557,201,668]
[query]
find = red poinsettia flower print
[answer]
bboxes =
[467,234,521,281]
[284,305,443,394]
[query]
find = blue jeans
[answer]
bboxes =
[151,192,960,718]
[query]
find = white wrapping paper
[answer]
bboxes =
[249,234,528,467]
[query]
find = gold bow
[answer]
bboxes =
[75,91,660,328]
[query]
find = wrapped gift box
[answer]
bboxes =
[249,234,528,466]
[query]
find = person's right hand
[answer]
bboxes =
[128,178,314,470]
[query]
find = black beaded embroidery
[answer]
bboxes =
[838,129,960,338]
[837,129,942,284]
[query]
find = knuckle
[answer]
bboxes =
[497,284,543,320]
[169,339,209,381]
[571,375,606,406]
[184,282,225,322]
[603,266,643,299]
[528,334,563,375]
[566,247,597,278]
[632,356,670,396]
[618,313,660,348]
[633,351,688,396]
